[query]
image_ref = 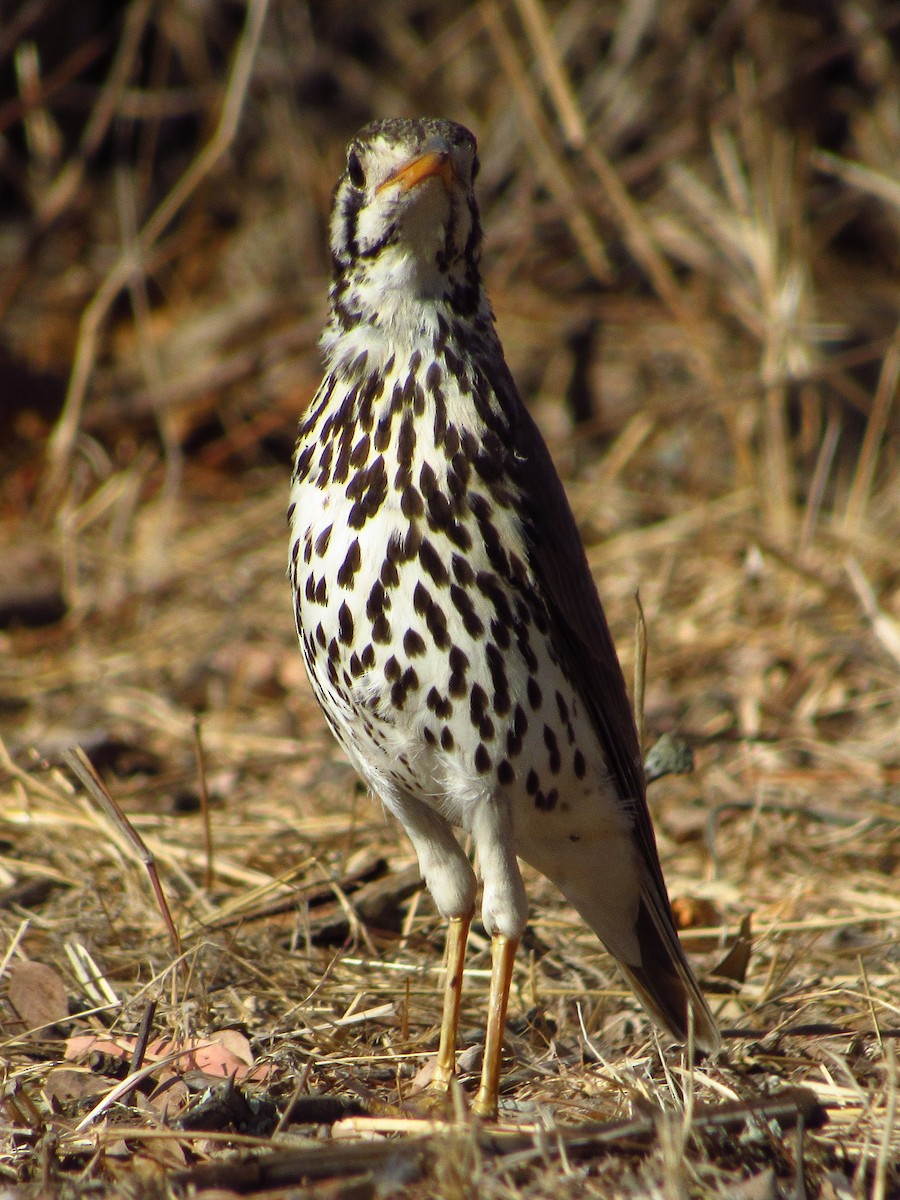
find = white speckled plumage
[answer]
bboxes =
[289,118,718,1114]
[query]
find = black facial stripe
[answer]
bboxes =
[357,224,400,260]
[339,183,365,262]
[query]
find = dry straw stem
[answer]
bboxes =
[480,0,613,283]
[490,0,720,388]
[63,746,182,958]
[842,322,900,535]
[42,0,271,504]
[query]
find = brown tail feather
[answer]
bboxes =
[620,895,720,1053]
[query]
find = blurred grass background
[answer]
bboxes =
[0,1,898,1195]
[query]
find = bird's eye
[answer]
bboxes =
[347,150,365,189]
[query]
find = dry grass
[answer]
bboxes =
[1,1,898,1196]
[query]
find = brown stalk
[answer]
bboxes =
[63,746,182,958]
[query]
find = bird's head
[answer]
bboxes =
[326,118,485,350]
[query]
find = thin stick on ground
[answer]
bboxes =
[193,716,215,890]
[63,746,182,958]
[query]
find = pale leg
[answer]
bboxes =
[471,933,519,1118]
[429,912,473,1092]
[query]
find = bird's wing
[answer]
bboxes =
[483,354,719,1051]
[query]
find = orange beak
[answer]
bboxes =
[377,149,455,195]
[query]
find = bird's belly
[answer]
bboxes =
[289,473,630,843]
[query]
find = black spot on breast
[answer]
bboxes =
[391,668,419,710]
[448,645,469,697]
[543,725,561,773]
[396,411,416,474]
[490,618,511,650]
[469,682,495,740]
[446,519,472,551]
[451,554,474,587]
[401,486,424,518]
[514,705,528,738]
[573,748,586,779]
[450,584,484,638]
[338,602,354,645]
[427,687,452,719]
[381,557,400,588]
[413,582,432,617]
[527,677,542,710]
[497,759,514,785]
[440,726,454,750]
[315,441,334,488]
[450,451,470,490]
[377,410,398,452]
[367,580,389,621]
[419,462,438,499]
[420,540,449,586]
[481,520,508,575]
[315,525,333,557]
[426,360,442,393]
[476,572,513,627]
[371,614,391,643]
[433,391,448,446]
[333,429,354,484]
[346,456,387,528]
[414,582,450,649]
[535,788,558,812]
[349,434,370,468]
[472,431,505,485]
[506,703,528,758]
[426,602,449,649]
[387,526,422,564]
[443,344,464,382]
[357,374,384,432]
[485,643,511,716]
[337,540,361,588]
[403,629,426,657]
[412,379,425,416]
[474,743,491,774]
[517,627,539,674]
[532,602,550,636]
[293,444,315,483]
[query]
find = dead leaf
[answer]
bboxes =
[710,913,753,985]
[43,1068,111,1106]
[147,1077,191,1121]
[671,895,721,930]
[65,1033,137,1062]
[65,1030,271,1082]
[7,961,69,1033]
